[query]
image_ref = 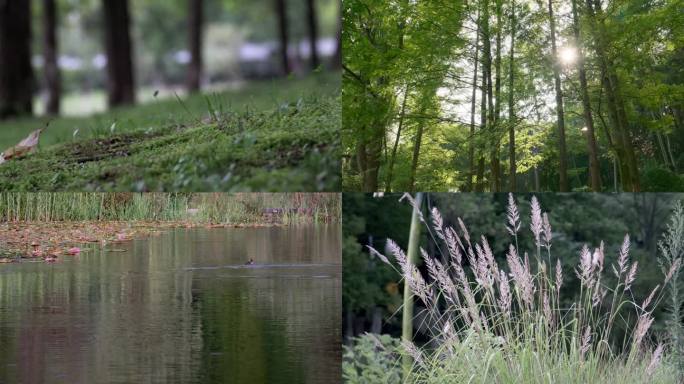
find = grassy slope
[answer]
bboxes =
[0,73,340,191]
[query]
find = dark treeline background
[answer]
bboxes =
[343,192,684,346]
[0,0,341,119]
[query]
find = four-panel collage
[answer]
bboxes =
[0,0,682,383]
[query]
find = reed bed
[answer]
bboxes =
[344,194,683,384]
[0,193,340,224]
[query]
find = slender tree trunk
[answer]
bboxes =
[333,9,341,68]
[482,0,499,191]
[187,0,203,93]
[0,0,33,119]
[547,0,569,191]
[43,0,60,116]
[490,0,502,192]
[386,85,410,192]
[409,115,426,193]
[476,9,489,193]
[305,0,320,70]
[467,10,481,192]
[655,131,671,169]
[102,0,135,107]
[402,192,423,377]
[585,0,640,191]
[571,0,601,191]
[494,0,502,121]
[359,136,381,192]
[665,134,677,173]
[274,0,291,75]
[508,0,516,191]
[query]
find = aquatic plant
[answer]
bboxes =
[349,194,681,383]
[0,192,340,224]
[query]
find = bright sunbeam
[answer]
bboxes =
[558,47,577,65]
[559,46,578,65]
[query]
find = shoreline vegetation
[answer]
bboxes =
[343,194,683,383]
[0,192,340,262]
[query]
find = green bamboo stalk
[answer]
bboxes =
[402,192,423,379]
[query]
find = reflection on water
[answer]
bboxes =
[0,225,341,384]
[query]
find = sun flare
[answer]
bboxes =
[559,46,578,65]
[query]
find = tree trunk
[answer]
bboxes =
[409,115,426,193]
[274,0,291,75]
[332,10,341,68]
[386,85,410,192]
[467,10,481,192]
[102,0,135,107]
[187,0,203,93]
[508,0,516,191]
[42,0,60,116]
[359,136,381,192]
[491,0,502,192]
[585,0,640,191]
[305,0,319,70]
[0,0,34,119]
[571,0,601,191]
[402,192,423,377]
[476,11,488,193]
[547,0,569,191]
[482,0,499,192]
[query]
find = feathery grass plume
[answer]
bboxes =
[633,313,654,351]
[580,325,592,361]
[506,193,520,236]
[542,213,552,249]
[641,284,659,311]
[618,234,631,274]
[555,259,563,294]
[431,207,445,241]
[577,245,594,286]
[401,340,425,369]
[656,200,684,379]
[530,196,543,248]
[359,195,677,383]
[498,270,512,317]
[646,343,664,377]
[367,245,391,266]
[625,262,639,291]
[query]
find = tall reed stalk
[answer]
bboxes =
[0,193,340,224]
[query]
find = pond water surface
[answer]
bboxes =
[0,225,341,384]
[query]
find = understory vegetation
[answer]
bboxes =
[0,74,340,191]
[343,195,684,383]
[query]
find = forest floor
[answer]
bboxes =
[0,72,340,191]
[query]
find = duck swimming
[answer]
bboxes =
[245,258,255,265]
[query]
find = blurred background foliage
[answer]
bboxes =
[23,0,339,116]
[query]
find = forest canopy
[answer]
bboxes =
[342,0,684,192]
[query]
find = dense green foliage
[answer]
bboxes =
[31,0,340,90]
[0,75,340,191]
[342,0,684,192]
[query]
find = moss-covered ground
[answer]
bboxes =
[0,73,340,191]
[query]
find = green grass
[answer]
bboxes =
[0,73,340,191]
